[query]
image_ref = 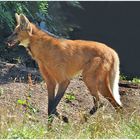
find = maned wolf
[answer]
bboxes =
[6,13,122,119]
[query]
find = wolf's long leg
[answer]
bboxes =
[49,79,70,115]
[38,64,56,116]
[82,57,102,114]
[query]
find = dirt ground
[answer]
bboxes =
[0,61,140,125]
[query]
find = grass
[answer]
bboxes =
[64,92,76,102]
[0,74,140,139]
[132,77,140,84]
[0,110,140,139]
[120,74,140,84]
[0,87,4,96]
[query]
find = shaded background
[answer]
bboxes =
[1,1,140,78]
[65,1,140,78]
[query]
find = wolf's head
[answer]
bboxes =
[5,13,32,48]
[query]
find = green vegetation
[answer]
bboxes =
[0,111,140,139]
[120,73,127,80]
[0,1,48,41]
[120,74,140,85]
[17,98,39,114]
[0,1,48,28]
[64,92,76,102]
[0,74,140,139]
[132,77,140,84]
[0,87,4,96]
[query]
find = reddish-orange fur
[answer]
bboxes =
[6,14,122,119]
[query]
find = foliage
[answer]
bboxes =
[17,99,27,105]
[0,1,48,40]
[0,1,81,40]
[17,98,39,114]
[132,77,140,84]
[120,73,127,81]
[64,92,76,102]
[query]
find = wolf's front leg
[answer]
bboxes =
[38,63,56,118]
[49,79,70,122]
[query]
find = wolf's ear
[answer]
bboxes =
[19,14,31,31]
[15,13,20,25]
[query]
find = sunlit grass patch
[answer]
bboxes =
[132,77,140,84]
[0,110,140,139]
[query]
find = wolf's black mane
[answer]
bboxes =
[35,23,60,39]
[42,29,60,39]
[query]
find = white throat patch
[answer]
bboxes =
[19,39,30,48]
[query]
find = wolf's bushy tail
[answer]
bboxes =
[110,51,122,106]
